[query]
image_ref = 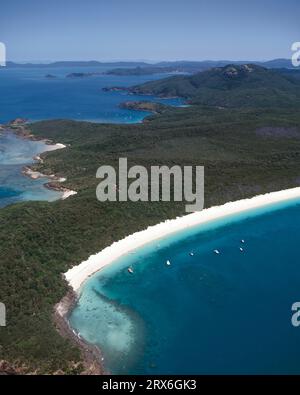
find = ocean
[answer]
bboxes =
[0,67,182,207]
[0,67,182,124]
[0,131,63,207]
[69,198,300,374]
[2,67,300,374]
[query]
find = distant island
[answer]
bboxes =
[45,74,57,79]
[105,66,192,76]
[5,60,150,68]
[119,101,169,114]
[102,86,128,92]
[66,72,101,78]
[4,58,294,69]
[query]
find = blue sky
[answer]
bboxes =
[0,0,299,62]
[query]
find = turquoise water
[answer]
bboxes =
[0,67,182,207]
[0,67,183,124]
[0,131,62,207]
[69,198,300,374]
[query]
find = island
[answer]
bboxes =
[66,72,102,78]
[1,64,300,374]
[119,101,169,114]
[125,64,300,108]
[45,74,58,79]
[105,65,192,76]
[102,86,129,92]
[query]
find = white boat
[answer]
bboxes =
[214,249,220,254]
[166,260,171,266]
[240,247,244,252]
[189,252,194,256]
[128,267,134,274]
[241,239,245,243]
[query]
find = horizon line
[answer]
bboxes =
[6,57,291,64]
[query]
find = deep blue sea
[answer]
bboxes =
[0,66,182,207]
[69,198,300,374]
[0,66,182,124]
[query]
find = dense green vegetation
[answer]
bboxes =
[129,64,300,108]
[119,100,169,113]
[1,66,300,373]
[100,61,300,76]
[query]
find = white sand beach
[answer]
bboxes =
[64,187,300,293]
[45,142,67,151]
[24,141,77,200]
[41,143,77,200]
[62,190,77,199]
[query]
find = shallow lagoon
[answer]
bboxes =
[0,132,62,207]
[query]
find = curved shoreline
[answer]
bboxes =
[2,124,78,201]
[64,186,300,293]
[53,288,105,375]
[22,144,78,200]
[57,186,300,374]
[22,166,77,200]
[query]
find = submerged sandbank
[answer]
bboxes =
[20,139,77,200]
[3,124,77,201]
[63,187,300,292]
